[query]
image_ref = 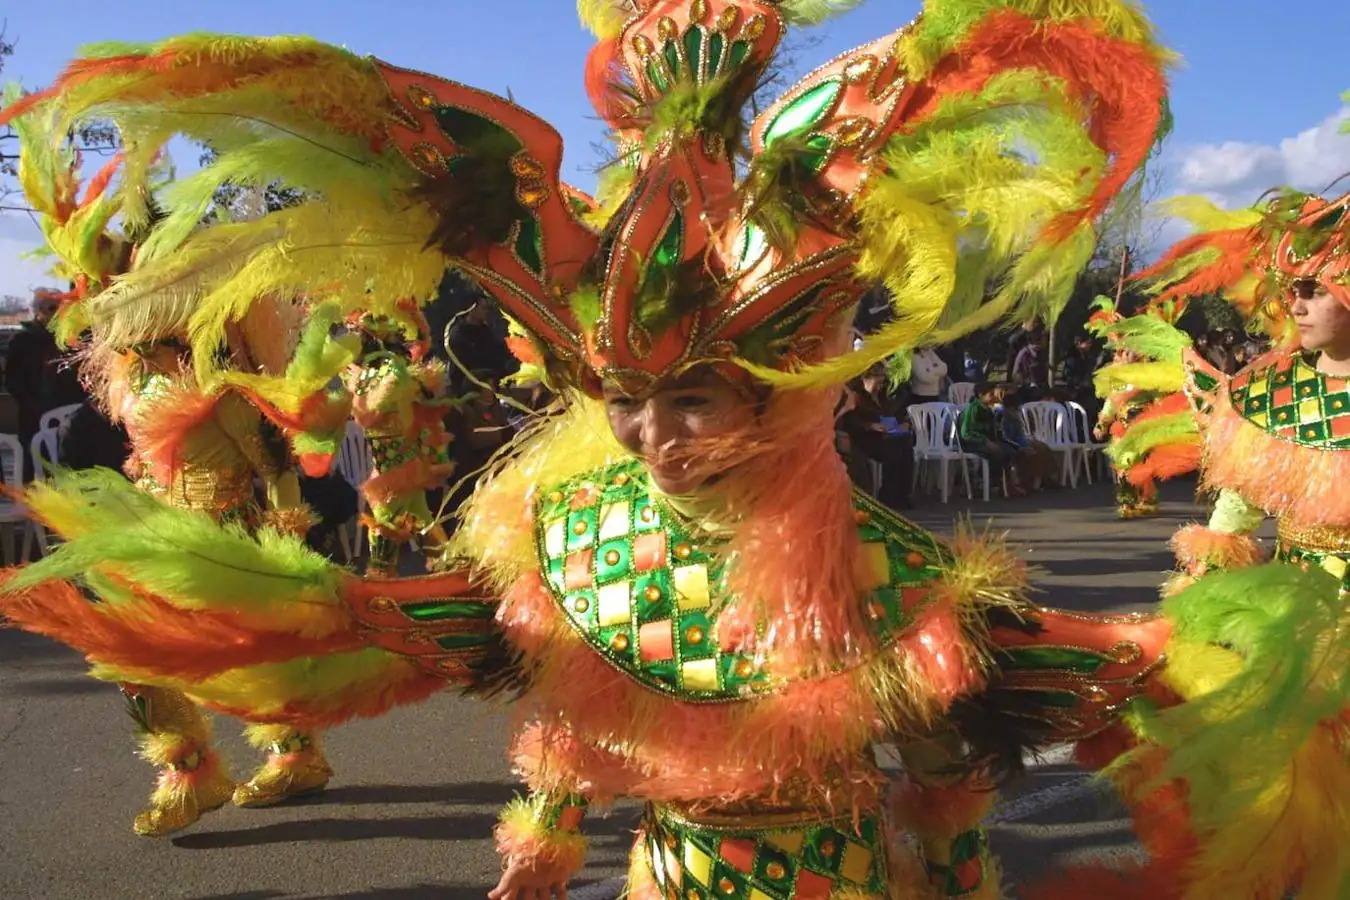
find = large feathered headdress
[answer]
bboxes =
[1135,187,1350,341]
[1,0,1172,394]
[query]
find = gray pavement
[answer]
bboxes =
[0,477,1246,899]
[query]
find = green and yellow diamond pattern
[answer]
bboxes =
[535,461,950,702]
[644,808,887,900]
[1229,354,1350,448]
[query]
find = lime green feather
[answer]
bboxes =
[1105,411,1195,467]
[8,468,343,629]
[1120,563,1350,828]
[1094,360,1183,396]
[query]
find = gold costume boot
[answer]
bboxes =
[232,724,333,808]
[124,686,235,837]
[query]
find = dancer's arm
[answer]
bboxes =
[490,789,590,900]
[1170,488,1267,583]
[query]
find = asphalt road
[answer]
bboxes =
[0,477,1250,899]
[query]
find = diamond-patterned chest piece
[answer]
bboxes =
[534,461,948,702]
[1229,354,1350,449]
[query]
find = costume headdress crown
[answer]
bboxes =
[1136,185,1350,340]
[1,0,1172,394]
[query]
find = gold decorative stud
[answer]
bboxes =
[610,633,631,652]
[645,585,663,602]
[406,84,437,109]
[669,179,692,206]
[368,596,398,615]
[819,839,837,857]
[614,472,631,486]
[674,543,694,560]
[765,861,787,880]
[905,551,926,569]
[718,878,735,895]
[604,549,622,566]
[515,181,550,210]
[573,520,589,535]
[640,506,656,523]
[684,625,705,645]
[509,152,546,180]
[835,116,874,149]
[1109,640,1143,665]
[658,17,679,43]
[853,509,871,525]
[548,490,564,504]
[734,658,755,679]
[410,142,448,173]
[573,597,591,614]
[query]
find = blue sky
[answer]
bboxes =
[3,0,1349,299]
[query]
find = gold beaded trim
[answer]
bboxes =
[1277,518,1350,554]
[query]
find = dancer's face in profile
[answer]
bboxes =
[602,365,758,495]
[1291,281,1350,355]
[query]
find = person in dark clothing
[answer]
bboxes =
[838,367,915,509]
[5,289,87,479]
[443,299,518,394]
[298,473,359,561]
[1060,333,1103,421]
[1012,339,1049,393]
[958,382,1023,496]
[61,402,130,472]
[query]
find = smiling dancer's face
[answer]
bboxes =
[602,366,759,495]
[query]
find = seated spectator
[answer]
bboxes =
[838,366,914,509]
[958,382,1024,496]
[999,391,1058,492]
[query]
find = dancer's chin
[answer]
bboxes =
[646,462,709,496]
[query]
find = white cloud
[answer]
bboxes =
[1169,105,1350,209]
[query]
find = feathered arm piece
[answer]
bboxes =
[741,0,1173,388]
[1,468,514,727]
[0,34,595,385]
[1113,563,1350,899]
[4,82,127,344]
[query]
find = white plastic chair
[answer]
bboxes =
[947,382,976,408]
[1064,401,1109,483]
[39,403,81,436]
[907,403,996,503]
[26,427,61,555]
[1019,401,1090,488]
[0,433,40,563]
[333,421,374,562]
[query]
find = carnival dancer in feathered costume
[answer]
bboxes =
[1086,295,1199,519]
[3,102,359,834]
[1040,189,1350,899]
[344,309,454,574]
[0,1,1200,895]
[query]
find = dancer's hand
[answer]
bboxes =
[488,862,568,900]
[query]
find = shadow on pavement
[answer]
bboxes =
[297,780,516,808]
